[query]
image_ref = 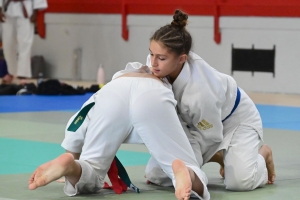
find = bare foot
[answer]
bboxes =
[259,144,276,184]
[208,150,224,178]
[1,74,13,84]
[28,153,74,190]
[172,159,192,200]
[220,165,224,178]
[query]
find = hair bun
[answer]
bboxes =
[171,9,188,28]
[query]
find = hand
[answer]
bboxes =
[30,10,37,23]
[0,10,6,22]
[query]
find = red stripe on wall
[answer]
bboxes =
[37,0,300,43]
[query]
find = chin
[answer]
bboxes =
[153,73,164,78]
[151,70,165,78]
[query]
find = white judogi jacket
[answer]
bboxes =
[0,0,48,18]
[146,52,239,166]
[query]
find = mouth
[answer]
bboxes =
[152,68,160,73]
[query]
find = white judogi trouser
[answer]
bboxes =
[2,16,34,78]
[221,88,267,190]
[146,88,268,191]
[61,77,210,200]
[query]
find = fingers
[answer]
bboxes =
[0,12,6,22]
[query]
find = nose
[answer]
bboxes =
[151,57,157,67]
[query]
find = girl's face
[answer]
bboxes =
[149,40,186,81]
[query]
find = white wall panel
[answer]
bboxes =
[32,14,300,94]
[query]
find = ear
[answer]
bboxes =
[179,54,187,64]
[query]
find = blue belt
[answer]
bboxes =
[222,87,241,122]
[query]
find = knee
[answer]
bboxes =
[224,165,256,191]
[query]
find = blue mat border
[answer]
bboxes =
[0,95,299,131]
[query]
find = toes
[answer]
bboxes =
[29,182,37,190]
[267,174,276,184]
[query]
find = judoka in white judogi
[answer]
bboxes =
[145,52,268,191]
[61,62,210,200]
[0,0,48,78]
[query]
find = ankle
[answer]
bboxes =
[65,161,81,187]
[209,150,224,167]
[259,144,272,161]
[189,168,204,197]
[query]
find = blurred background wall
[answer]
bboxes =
[32,0,300,94]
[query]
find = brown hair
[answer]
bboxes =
[150,9,192,56]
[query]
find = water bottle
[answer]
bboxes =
[97,64,105,88]
[37,72,44,85]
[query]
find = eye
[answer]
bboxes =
[150,53,154,57]
[159,57,165,61]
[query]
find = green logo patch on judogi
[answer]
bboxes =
[67,102,95,132]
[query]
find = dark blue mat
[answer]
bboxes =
[0,93,93,113]
[0,95,299,131]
